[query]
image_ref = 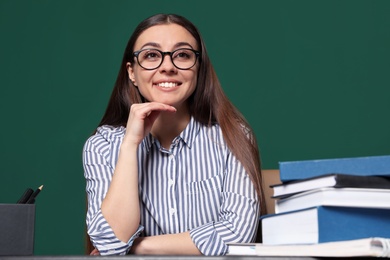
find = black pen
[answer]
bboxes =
[26,185,44,204]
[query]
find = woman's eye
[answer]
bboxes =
[144,51,161,59]
[174,51,191,59]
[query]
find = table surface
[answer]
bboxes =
[0,256,381,260]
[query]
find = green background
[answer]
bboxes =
[0,0,389,255]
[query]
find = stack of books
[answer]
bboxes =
[227,154,390,257]
[262,154,390,245]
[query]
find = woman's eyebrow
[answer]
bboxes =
[139,42,160,49]
[174,42,195,49]
[139,41,195,50]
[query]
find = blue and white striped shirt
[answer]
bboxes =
[83,117,260,255]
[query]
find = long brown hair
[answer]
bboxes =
[98,14,265,214]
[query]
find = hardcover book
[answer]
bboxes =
[261,206,390,245]
[271,173,390,198]
[274,187,390,214]
[278,155,390,182]
[227,237,390,257]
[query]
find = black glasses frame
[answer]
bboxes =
[132,48,200,70]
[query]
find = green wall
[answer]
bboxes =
[1,0,389,255]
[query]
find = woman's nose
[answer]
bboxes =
[159,54,176,73]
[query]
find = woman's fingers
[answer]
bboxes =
[124,102,176,145]
[131,102,176,119]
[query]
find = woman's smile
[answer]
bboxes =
[153,80,182,89]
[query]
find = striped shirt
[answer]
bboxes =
[83,117,260,255]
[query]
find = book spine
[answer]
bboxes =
[279,155,390,182]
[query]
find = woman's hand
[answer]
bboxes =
[90,248,100,256]
[123,102,176,146]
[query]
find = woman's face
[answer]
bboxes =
[127,24,199,110]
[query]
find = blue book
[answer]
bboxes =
[261,206,390,245]
[279,155,390,182]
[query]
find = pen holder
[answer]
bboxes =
[0,204,35,256]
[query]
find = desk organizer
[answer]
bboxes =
[0,204,35,255]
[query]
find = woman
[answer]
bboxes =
[83,13,264,256]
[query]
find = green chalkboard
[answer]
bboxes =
[0,0,389,255]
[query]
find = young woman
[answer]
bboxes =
[83,13,264,256]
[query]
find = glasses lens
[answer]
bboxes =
[172,49,197,69]
[137,49,162,70]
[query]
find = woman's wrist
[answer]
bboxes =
[119,140,139,154]
[131,237,149,254]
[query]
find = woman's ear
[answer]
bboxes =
[126,62,137,86]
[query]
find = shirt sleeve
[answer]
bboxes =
[189,151,260,255]
[83,129,144,255]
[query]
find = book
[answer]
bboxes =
[279,154,390,182]
[227,237,390,257]
[261,206,390,245]
[271,173,390,198]
[274,187,390,213]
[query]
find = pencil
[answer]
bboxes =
[17,188,34,204]
[26,185,43,204]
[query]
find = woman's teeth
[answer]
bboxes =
[158,82,178,88]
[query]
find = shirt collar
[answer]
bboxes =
[141,116,200,152]
[180,116,199,148]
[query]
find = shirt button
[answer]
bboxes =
[169,208,176,215]
[169,154,175,160]
[168,179,175,186]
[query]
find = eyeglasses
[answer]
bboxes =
[132,48,200,70]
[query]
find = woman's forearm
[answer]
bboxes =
[132,232,201,255]
[101,142,140,242]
